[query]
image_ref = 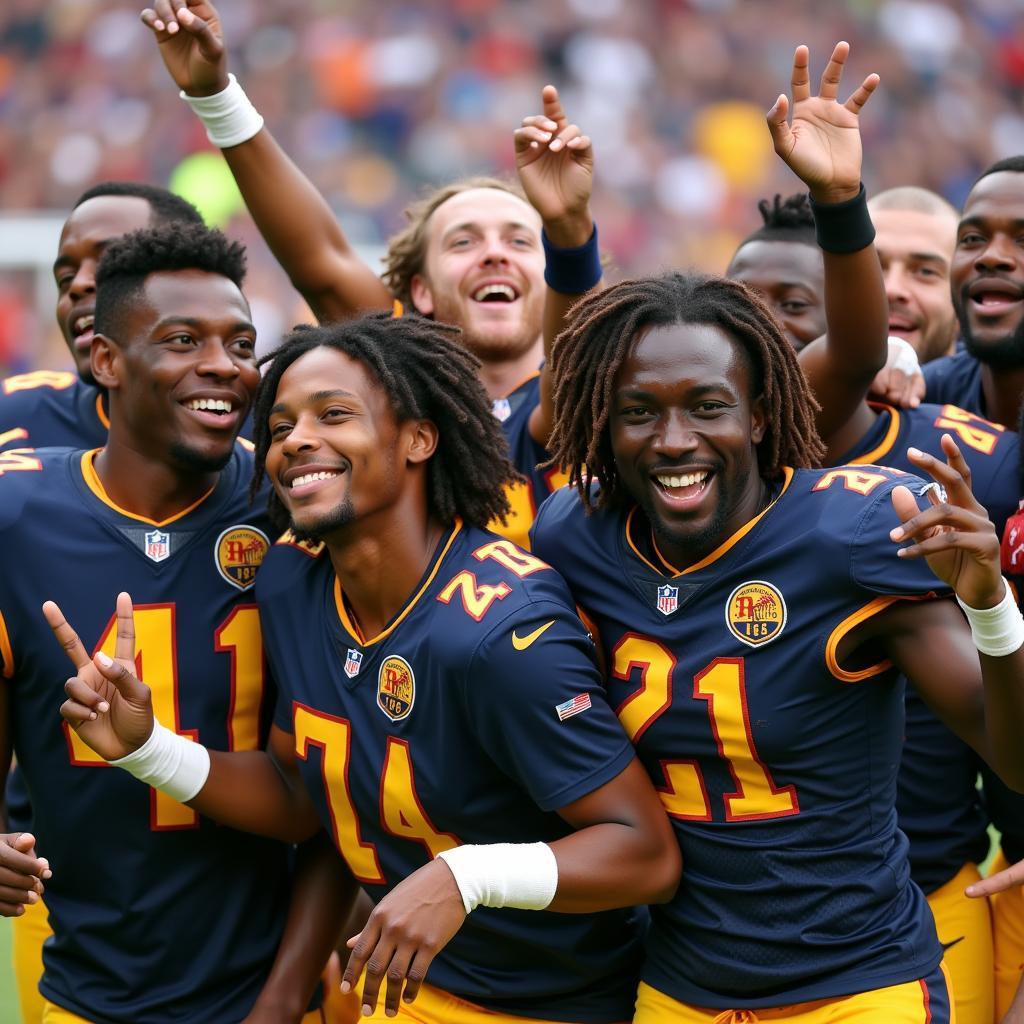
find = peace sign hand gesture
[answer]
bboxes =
[767,42,879,204]
[45,592,155,762]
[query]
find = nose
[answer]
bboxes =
[975,233,1018,273]
[479,232,510,266]
[196,340,241,380]
[280,411,321,457]
[652,409,699,457]
[883,263,911,304]
[68,260,98,302]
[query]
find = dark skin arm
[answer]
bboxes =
[47,593,322,843]
[514,85,597,446]
[342,756,680,1017]
[141,0,391,322]
[765,42,887,458]
[839,436,1024,789]
[242,830,358,1024]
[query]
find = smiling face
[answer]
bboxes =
[409,188,546,365]
[951,171,1024,369]
[95,269,257,472]
[872,206,958,362]
[609,322,766,567]
[727,240,824,351]
[53,195,155,383]
[265,346,436,543]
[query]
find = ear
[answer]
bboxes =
[90,334,121,391]
[409,274,435,316]
[750,393,767,445]
[404,419,439,466]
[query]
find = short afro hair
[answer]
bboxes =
[73,181,204,227]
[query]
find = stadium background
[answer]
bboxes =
[0,0,1022,1014]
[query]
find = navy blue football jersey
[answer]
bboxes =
[533,467,952,1006]
[0,370,107,451]
[259,522,644,1022]
[923,351,984,415]
[490,372,568,550]
[837,402,1017,892]
[0,447,293,1023]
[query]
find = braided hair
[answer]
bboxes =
[250,311,520,534]
[547,271,825,509]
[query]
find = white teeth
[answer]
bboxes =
[74,315,94,334]
[472,283,516,302]
[290,470,341,489]
[186,398,233,413]
[656,471,708,489]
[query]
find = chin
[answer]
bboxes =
[288,499,355,543]
[169,441,235,474]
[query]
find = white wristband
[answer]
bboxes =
[179,74,264,149]
[110,721,211,803]
[437,842,558,914]
[957,579,1024,657]
[887,336,920,376]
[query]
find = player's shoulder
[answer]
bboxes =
[0,446,79,530]
[922,349,980,402]
[531,484,618,562]
[0,371,77,420]
[255,529,328,603]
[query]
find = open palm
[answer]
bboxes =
[141,0,228,96]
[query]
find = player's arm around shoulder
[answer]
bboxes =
[847,436,1024,791]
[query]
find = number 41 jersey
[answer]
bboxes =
[0,447,290,1024]
[532,467,951,1008]
[258,520,645,1023]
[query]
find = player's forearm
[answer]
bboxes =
[220,128,392,322]
[248,831,356,1022]
[979,649,1024,792]
[820,244,889,379]
[188,749,322,843]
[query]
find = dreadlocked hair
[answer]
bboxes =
[739,192,816,248]
[547,271,826,510]
[382,176,528,309]
[249,311,520,535]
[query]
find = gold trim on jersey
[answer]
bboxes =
[825,595,902,682]
[849,403,900,465]
[0,608,13,677]
[626,467,795,578]
[334,520,463,647]
[500,368,541,400]
[79,449,216,527]
[95,394,110,431]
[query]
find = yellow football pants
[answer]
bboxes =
[990,849,1024,1019]
[633,961,954,1023]
[42,1001,327,1023]
[10,894,50,1024]
[358,981,591,1022]
[924,861,992,1024]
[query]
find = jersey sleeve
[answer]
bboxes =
[460,599,635,813]
[849,475,953,598]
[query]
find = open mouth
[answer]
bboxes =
[182,397,241,429]
[287,467,345,498]
[653,470,711,505]
[71,313,95,351]
[472,283,520,304]
[968,279,1024,317]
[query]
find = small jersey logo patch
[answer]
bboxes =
[656,584,679,616]
[344,648,363,679]
[378,656,415,722]
[555,693,592,721]
[512,619,555,651]
[491,397,512,422]
[216,525,270,590]
[726,580,786,647]
[145,529,171,563]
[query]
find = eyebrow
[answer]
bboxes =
[959,215,1024,232]
[269,389,357,415]
[905,251,949,265]
[53,238,114,274]
[441,220,539,242]
[152,316,256,333]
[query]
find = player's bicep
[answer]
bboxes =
[870,599,991,760]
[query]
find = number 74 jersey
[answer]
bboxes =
[531,466,951,1009]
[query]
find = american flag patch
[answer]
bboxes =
[555,693,592,721]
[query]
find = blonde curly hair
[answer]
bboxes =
[382,176,529,309]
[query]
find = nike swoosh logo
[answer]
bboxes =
[512,620,556,651]
[940,936,964,952]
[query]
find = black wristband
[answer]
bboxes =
[809,183,874,255]
[542,226,602,294]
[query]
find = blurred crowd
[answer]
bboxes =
[2,0,1024,372]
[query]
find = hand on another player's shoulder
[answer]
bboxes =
[889,434,1003,609]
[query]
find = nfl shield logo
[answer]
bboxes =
[144,529,171,563]
[344,648,363,679]
[491,397,512,423]
[656,584,679,616]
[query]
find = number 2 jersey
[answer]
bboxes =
[258,520,645,1022]
[532,467,951,1007]
[0,446,292,1024]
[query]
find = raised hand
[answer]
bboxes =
[889,434,1005,609]
[0,833,50,917]
[45,592,155,762]
[767,42,879,203]
[514,85,594,247]
[140,0,228,97]
[340,858,465,1017]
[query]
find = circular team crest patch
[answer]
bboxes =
[726,580,787,647]
[377,656,415,722]
[215,525,270,591]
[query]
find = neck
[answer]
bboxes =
[474,337,544,399]
[326,496,445,641]
[980,363,1024,429]
[94,432,220,522]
